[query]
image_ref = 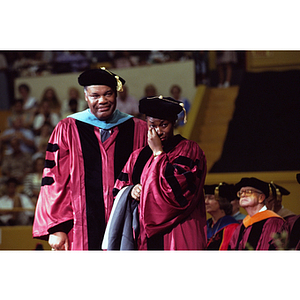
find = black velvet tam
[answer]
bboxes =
[235,177,270,197]
[269,182,290,196]
[78,68,125,91]
[204,183,236,201]
[139,95,183,121]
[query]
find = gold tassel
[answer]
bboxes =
[270,181,282,201]
[269,183,273,198]
[100,67,123,92]
[115,75,123,92]
[214,182,223,200]
[179,102,187,124]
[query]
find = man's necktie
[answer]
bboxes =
[101,129,110,143]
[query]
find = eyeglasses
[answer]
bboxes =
[237,189,263,198]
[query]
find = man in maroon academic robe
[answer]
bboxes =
[284,173,300,250]
[228,177,287,250]
[112,95,207,250]
[32,68,148,250]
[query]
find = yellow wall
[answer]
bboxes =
[246,50,300,72]
[0,226,51,250]
[14,60,197,107]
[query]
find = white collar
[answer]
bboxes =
[259,205,267,212]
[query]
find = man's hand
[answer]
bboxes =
[49,232,69,250]
[131,184,142,201]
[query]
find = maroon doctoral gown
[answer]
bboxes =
[228,209,287,250]
[32,113,147,250]
[114,135,207,250]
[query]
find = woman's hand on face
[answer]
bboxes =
[148,128,163,154]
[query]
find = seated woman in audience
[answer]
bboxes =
[40,87,61,115]
[7,99,34,129]
[17,83,38,116]
[61,87,87,118]
[23,156,45,206]
[205,183,239,250]
[0,177,35,226]
[32,99,61,135]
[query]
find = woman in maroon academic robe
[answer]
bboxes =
[228,177,287,250]
[205,183,239,250]
[113,95,207,250]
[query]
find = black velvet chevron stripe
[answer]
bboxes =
[112,188,120,197]
[76,120,106,250]
[44,159,56,169]
[132,146,152,185]
[47,143,59,152]
[117,172,129,182]
[41,176,54,186]
[246,219,268,250]
[165,162,188,207]
[114,118,134,181]
[173,156,195,169]
[173,165,196,194]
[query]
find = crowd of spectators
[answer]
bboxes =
[0,50,208,77]
[0,81,89,225]
[0,51,210,105]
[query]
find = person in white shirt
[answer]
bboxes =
[0,177,34,226]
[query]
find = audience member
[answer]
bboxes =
[85,51,113,65]
[116,85,139,117]
[0,177,34,226]
[0,52,10,110]
[216,51,238,88]
[205,183,239,250]
[7,99,34,129]
[144,84,157,97]
[169,84,190,127]
[33,123,52,155]
[32,99,61,135]
[12,52,38,77]
[17,83,38,115]
[23,156,45,206]
[40,87,61,115]
[192,51,209,85]
[53,51,89,73]
[147,51,170,64]
[0,137,33,184]
[0,116,36,156]
[228,177,287,250]
[32,139,48,162]
[61,87,87,118]
[111,51,138,68]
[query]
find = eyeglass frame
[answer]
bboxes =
[237,188,263,198]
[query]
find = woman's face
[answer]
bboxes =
[205,194,221,214]
[146,116,174,142]
[45,89,55,99]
